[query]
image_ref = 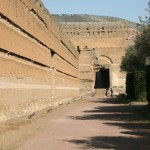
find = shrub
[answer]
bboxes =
[126,73,134,99]
[134,71,147,101]
[126,71,147,101]
[146,65,150,103]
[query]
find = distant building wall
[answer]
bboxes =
[60,22,139,94]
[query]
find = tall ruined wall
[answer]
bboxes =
[79,49,99,94]
[60,22,139,94]
[0,0,82,122]
[62,22,137,48]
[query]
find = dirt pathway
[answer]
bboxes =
[0,96,150,150]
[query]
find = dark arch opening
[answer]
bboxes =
[94,67,110,89]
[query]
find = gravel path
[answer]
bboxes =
[1,96,150,150]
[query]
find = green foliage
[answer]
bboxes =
[121,46,139,72]
[126,73,134,99]
[121,25,150,72]
[121,0,150,72]
[134,71,147,101]
[146,66,150,103]
[139,0,150,25]
[135,26,150,67]
[53,14,94,22]
[52,14,138,26]
[126,71,147,102]
[121,1,150,103]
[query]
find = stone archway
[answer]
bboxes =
[94,55,113,89]
[99,55,113,65]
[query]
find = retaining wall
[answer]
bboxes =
[0,0,85,122]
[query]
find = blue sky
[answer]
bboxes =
[42,0,149,23]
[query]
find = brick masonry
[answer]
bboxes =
[0,0,84,122]
[60,22,139,94]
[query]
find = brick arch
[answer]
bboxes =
[99,55,113,65]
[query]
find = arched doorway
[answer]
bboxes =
[94,55,113,89]
[94,67,110,89]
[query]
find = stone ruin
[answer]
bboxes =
[0,0,139,122]
[60,22,139,96]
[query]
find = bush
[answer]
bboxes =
[126,71,147,101]
[146,65,150,103]
[134,71,147,101]
[126,73,134,99]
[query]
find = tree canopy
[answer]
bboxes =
[139,0,150,25]
[121,0,150,72]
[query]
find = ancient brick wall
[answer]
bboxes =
[0,0,84,122]
[79,49,99,94]
[60,22,139,94]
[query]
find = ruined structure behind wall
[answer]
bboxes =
[0,0,89,122]
[58,19,139,95]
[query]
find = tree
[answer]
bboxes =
[121,1,150,102]
[134,26,150,67]
[121,46,139,72]
[139,0,150,25]
[121,26,150,72]
[121,0,150,72]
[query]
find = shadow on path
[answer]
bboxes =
[65,136,150,150]
[66,98,150,150]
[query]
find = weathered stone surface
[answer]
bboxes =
[0,0,82,122]
[59,22,139,94]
